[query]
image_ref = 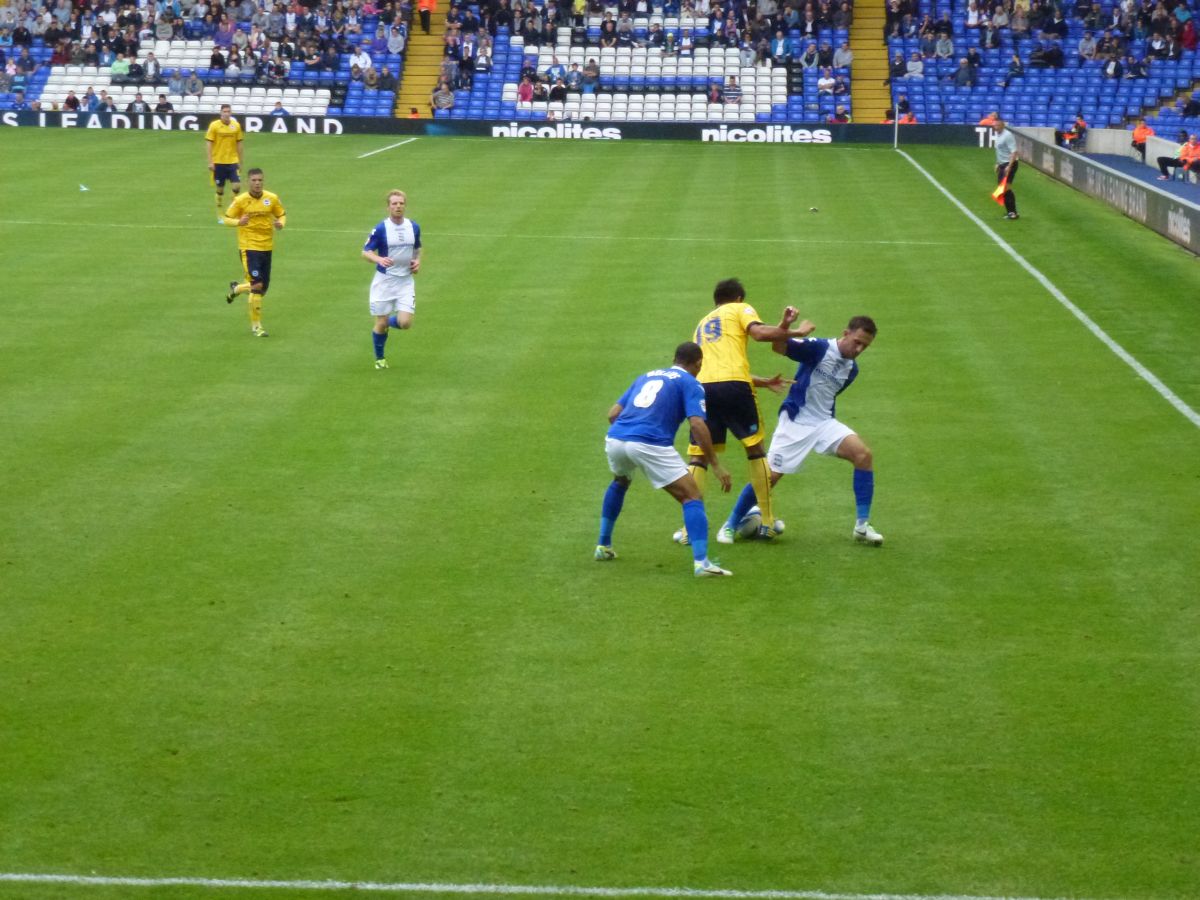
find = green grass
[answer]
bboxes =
[1,130,1198,900]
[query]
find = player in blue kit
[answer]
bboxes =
[362,189,422,370]
[718,316,884,546]
[596,342,735,577]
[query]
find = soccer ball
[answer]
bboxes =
[736,506,763,539]
[740,505,785,538]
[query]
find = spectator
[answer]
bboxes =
[582,57,599,93]
[566,61,582,90]
[798,41,819,68]
[548,76,567,101]
[935,32,954,59]
[110,52,131,76]
[952,57,976,86]
[833,74,848,95]
[270,99,288,116]
[1077,30,1097,66]
[817,40,834,67]
[184,69,204,95]
[828,104,850,123]
[517,74,533,101]
[833,41,853,67]
[1156,132,1199,180]
[888,50,906,82]
[430,77,453,109]
[154,92,174,112]
[706,79,723,102]
[96,89,116,110]
[1055,114,1087,148]
[62,89,80,110]
[905,51,924,78]
[1102,50,1123,77]
[724,74,741,103]
[899,110,917,123]
[143,50,162,80]
[378,65,397,90]
[209,45,226,69]
[1001,51,1024,87]
[817,66,836,93]
[1124,54,1147,78]
[387,24,406,54]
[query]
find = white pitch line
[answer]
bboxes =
[358,137,419,158]
[896,148,1200,430]
[0,220,965,247]
[0,872,1104,900]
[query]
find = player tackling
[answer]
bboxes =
[718,316,884,545]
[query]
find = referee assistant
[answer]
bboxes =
[993,118,1020,220]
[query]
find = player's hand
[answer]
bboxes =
[759,373,794,395]
[712,464,733,493]
[273,220,284,230]
[410,258,421,274]
[238,214,250,226]
[378,256,394,267]
[781,305,799,326]
[208,162,215,171]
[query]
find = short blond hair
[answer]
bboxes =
[386,189,407,203]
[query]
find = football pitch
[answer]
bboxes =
[1,129,1198,900]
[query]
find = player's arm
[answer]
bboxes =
[749,306,815,343]
[237,133,244,166]
[205,136,214,169]
[410,223,422,273]
[221,195,243,226]
[361,227,392,267]
[752,374,794,394]
[688,416,731,492]
[273,201,287,230]
[607,402,623,424]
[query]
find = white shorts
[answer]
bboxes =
[605,437,689,490]
[767,414,855,475]
[369,272,416,316]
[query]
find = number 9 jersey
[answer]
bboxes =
[607,366,708,447]
[692,301,762,385]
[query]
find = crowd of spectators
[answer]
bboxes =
[0,0,412,108]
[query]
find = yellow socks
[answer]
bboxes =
[748,455,774,526]
[248,293,263,327]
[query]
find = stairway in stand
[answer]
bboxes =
[395,28,445,119]
[849,3,890,123]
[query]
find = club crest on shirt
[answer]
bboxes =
[263,199,271,206]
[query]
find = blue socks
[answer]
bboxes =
[853,468,874,523]
[372,330,387,360]
[387,314,401,329]
[598,480,628,546]
[682,499,708,563]
[725,483,758,528]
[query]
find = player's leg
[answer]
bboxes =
[228,247,251,303]
[246,251,270,336]
[834,432,883,545]
[661,474,731,576]
[369,274,398,367]
[723,383,775,537]
[676,385,727,544]
[213,167,226,218]
[596,442,633,560]
[387,311,414,330]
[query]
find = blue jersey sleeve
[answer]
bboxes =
[615,381,635,409]
[785,337,829,365]
[412,220,421,249]
[363,221,386,254]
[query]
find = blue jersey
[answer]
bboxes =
[607,366,707,447]
[779,337,859,424]
[363,216,421,277]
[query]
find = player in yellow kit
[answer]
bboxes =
[222,168,286,337]
[205,104,244,220]
[679,278,813,541]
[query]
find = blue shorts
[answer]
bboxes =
[212,163,241,187]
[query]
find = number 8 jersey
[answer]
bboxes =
[607,366,708,446]
[692,301,762,385]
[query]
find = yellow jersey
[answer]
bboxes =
[693,301,762,384]
[205,117,243,164]
[224,190,286,251]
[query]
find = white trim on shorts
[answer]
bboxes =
[766,413,855,475]
[369,271,416,316]
[605,437,689,490]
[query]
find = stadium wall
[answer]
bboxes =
[0,110,985,145]
[1014,127,1200,255]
